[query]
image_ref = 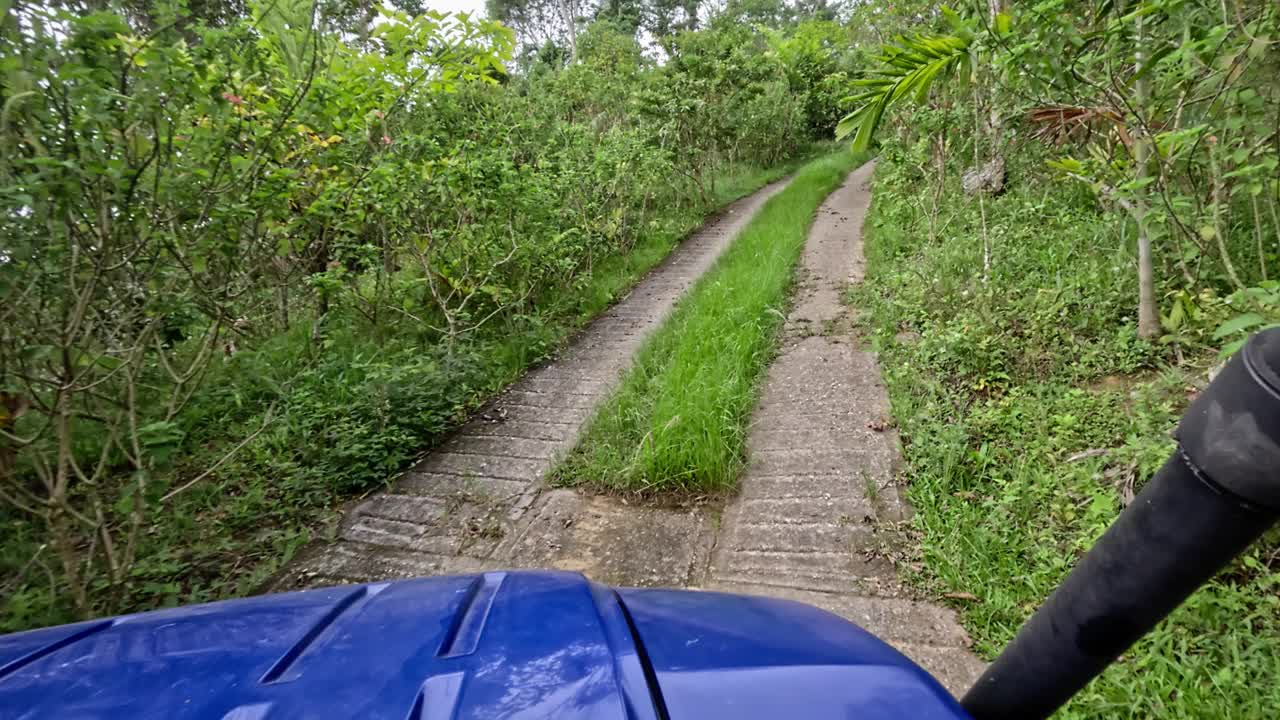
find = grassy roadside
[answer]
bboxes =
[855,144,1280,718]
[0,157,809,634]
[554,150,867,493]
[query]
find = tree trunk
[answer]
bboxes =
[1134,11,1160,339]
[986,0,1006,143]
[1136,211,1158,339]
[559,0,579,63]
[357,4,378,49]
[50,506,90,617]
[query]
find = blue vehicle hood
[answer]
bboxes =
[0,571,969,719]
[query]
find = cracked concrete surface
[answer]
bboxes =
[704,161,984,694]
[274,163,982,696]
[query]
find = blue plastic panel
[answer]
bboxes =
[617,587,971,720]
[0,572,970,720]
[0,572,650,720]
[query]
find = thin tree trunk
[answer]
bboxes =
[1134,11,1160,339]
[49,506,89,617]
[1267,181,1280,272]
[1252,192,1267,282]
[980,192,992,283]
[357,5,377,48]
[278,283,290,330]
[52,388,90,617]
[559,0,578,62]
[986,0,1006,143]
[973,78,992,284]
[1208,142,1245,290]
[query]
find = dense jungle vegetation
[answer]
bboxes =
[848,2,1280,717]
[3,0,1280,716]
[0,0,859,629]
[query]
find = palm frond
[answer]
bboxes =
[1026,104,1132,149]
[836,33,971,152]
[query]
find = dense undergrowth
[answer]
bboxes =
[1,0,862,630]
[857,140,1280,719]
[555,150,866,493]
[0,158,803,633]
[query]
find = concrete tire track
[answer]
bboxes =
[704,161,985,694]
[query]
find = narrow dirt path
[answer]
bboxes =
[275,178,790,590]
[705,162,984,694]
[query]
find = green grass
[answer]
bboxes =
[554,150,867,492]
[568,152,832,326]
[0,157,810,634]
[855,139,1280,718]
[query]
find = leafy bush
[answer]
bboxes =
[0,1,847,628]
[859,133,1280,720]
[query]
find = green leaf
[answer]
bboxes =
[1046,157,1084,174]
[837,33,968,150]
[1133,43,1175,83]
[1247,35,1270,60]
[940,6,974,41]
[995,12,1012,35]
[138,420,185,448]
[1212,312,1266,340]
[1161,299,1185,332]
[1219,336,1248,358]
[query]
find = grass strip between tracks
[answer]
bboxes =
[554,150,868,493]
